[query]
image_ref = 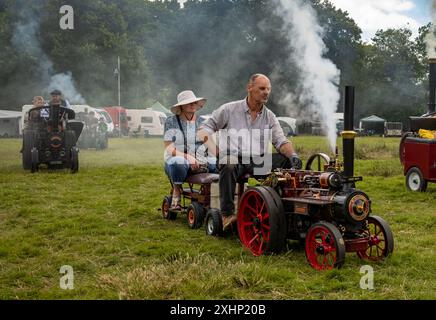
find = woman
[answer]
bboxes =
[163,90,217,210]
[26,96,47,127]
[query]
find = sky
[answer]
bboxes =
[328,0,432,41]
[178,0,432,42]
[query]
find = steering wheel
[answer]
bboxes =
[305,153,331,171]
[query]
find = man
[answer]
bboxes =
[49,89,71,108]
[198,74,302,229]
[86,111,99,131]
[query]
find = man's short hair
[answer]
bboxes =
[248,73,267,85]
[50,89,62,96]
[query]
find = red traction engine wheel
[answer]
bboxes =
[305,222,346,270]
[357,215,394,261]
[237,186,286,256]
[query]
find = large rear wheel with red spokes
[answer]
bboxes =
[357,215,394,261]
[237,186,286,256]
[305,222,345,270]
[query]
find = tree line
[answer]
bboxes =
[0,0,432,125]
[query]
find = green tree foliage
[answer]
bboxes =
[356,27,429,124]
[0,0,431,127]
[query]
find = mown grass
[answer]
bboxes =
[0,136,434,300]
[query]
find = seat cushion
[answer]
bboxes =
[186,173,219,184]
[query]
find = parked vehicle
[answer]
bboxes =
[103,106,129,136]
[384,122,403,137]
[95,108,114,135]
[277,117,297,136]
[400,114,436,192]
[126,108,167,137]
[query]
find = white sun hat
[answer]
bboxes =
[171,90,206,115]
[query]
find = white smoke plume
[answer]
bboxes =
[273,0,341,152]
[48,72,85,104]
[426,0,436,59]
[11,3,85,104]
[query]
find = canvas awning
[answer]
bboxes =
[149,101,171,115]
[360,115,386,122]
[0,110,22,119]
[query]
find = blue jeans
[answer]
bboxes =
[165,156,217,185]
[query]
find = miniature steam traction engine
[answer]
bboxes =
[235,86,394,270]
[161,86,394,270]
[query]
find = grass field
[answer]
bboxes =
[0,136,435,300]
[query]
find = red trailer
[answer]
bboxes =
[103,106,129,136]
[400,115,436,191]
[399,58,436,191]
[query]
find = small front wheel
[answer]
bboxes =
[162,196,177,220]
[305,221,346,270]
[205,209,223,236]
[187,202,205,229]
[357,215,394,261]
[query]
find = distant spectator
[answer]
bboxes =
[98,117,108,133]
[27,96,49,126]
[86,111,99,130]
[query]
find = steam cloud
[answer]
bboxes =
[273,0,341,152]
[426,0,436,59]
[11,3,85,104]
[48,72,85,104]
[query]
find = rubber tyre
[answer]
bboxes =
[406,167,427,192]
[205,209,223,236]
[162,196,177,220]
[65,130,76,167]
[22,130,36,170]
[71,147,79,173]
[187,202,205,229]
[237,186,286,256]
[30,147,39,173]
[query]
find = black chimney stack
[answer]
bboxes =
[342,86,355,178]
[429,59,436,114]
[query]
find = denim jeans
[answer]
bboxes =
[165,156,217,185]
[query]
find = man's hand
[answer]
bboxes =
[290,153,302,170]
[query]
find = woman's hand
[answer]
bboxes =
[186,154,199,170]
